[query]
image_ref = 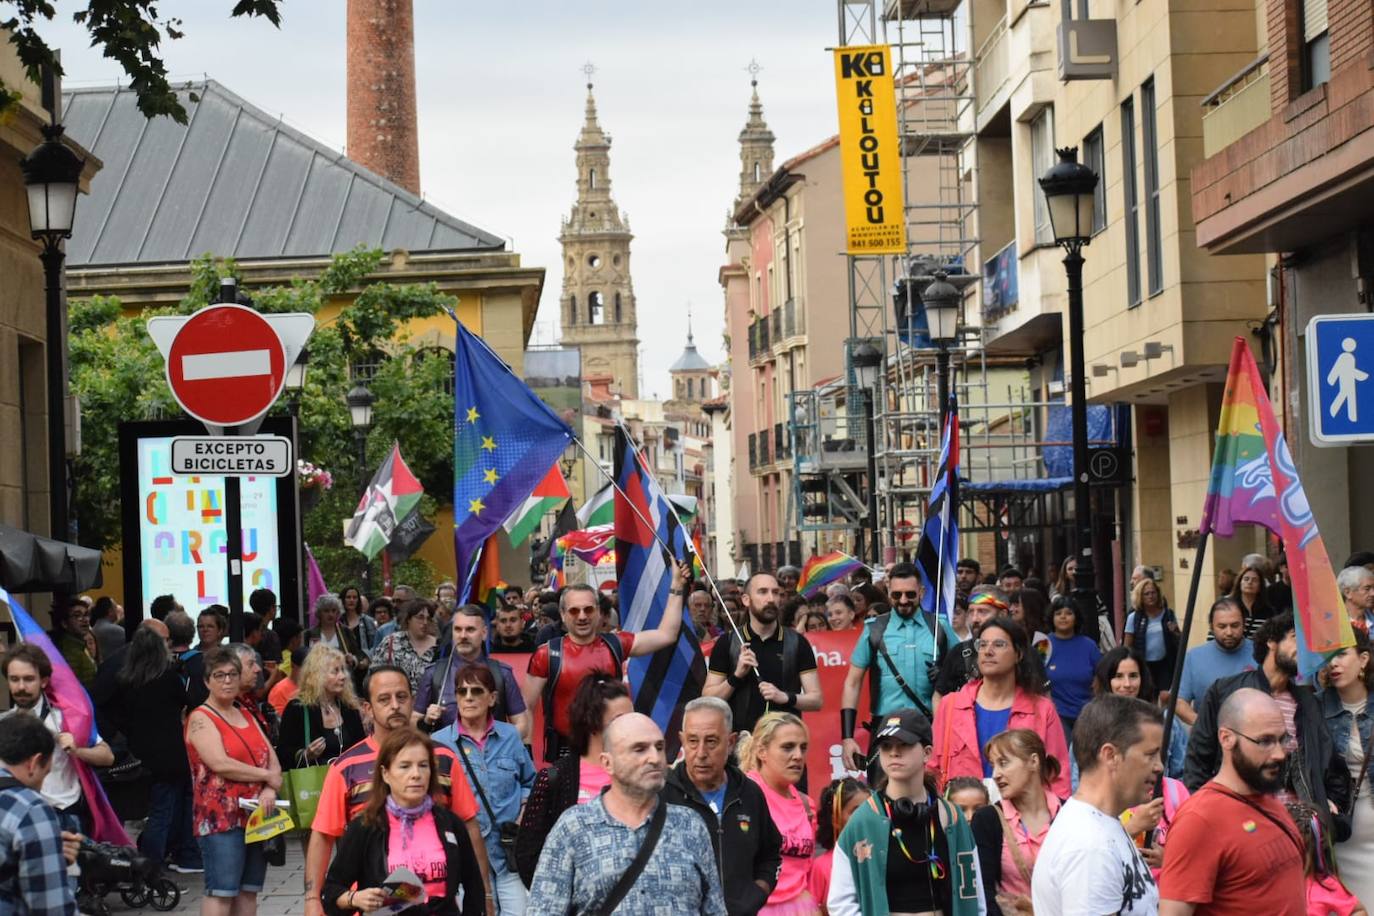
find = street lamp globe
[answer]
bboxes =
[852,340,884,390]
[21,125,84,244]
[1038,147,1098,248]
[285,345,310,394]
[922,271,961,345]
[346,382,375,431]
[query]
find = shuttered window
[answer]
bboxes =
[1303,0,1328,42]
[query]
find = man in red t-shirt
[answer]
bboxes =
[1160,687,1305,916]
[522,563,690,761]
[304,666,492,916]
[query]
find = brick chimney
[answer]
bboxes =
[346,0,421,195]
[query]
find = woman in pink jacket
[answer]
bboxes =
[931,617,1072,797]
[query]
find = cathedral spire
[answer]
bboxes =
[736,60,775,207]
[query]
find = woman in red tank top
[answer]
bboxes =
[185,645,283,914]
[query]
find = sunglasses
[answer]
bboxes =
[566,606,598,617]
[889,591,921,600]
[455,686,489,698]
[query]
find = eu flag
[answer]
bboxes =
[451,317,573,600]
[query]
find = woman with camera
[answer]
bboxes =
[322,728,485,916]
[433,665,535,915]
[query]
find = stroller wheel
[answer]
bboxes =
[147,878,181,912]
[119,887,147,908]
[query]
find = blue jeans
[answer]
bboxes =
[197,828,267,897]
[492,858,526,916]
[140,777,201,868]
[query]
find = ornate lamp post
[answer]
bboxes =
[922,271,961,426]
[346,381,375,591]
[852,340,884,567]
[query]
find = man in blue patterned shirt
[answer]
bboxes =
[528,713,726,915]
[0,712,80,914]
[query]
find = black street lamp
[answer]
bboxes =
[852,340,884,567]
[922,270,961,427]
[22,121,84,547]
[1039,147,1101,630]
[346,381,375,590]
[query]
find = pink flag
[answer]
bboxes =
[306,544,329,627]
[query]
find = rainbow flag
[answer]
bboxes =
[1201,337,1353,676]
[798,551,865,600]
[0,586,130,845]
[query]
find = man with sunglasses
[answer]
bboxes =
[522,562,690,762]
[1183,612,1345,826]
[838,562,956,773]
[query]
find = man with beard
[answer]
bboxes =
[1183,613,1345,824]
[415,604,530,739]
[528,714,726,916]
[1160,688,1306,915]
[1175,598,1256,725]
[0,643,114,832]
[838,562,956,771]
[305,665,493,916]
[706,573,822,736]
[955,557,982,596]
[1032,694,1163,916]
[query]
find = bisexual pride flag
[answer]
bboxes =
[1201,337,1353,677]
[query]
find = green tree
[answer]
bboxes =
[2,1,282,122]
[68,247,457,592]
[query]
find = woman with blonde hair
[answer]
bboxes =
[1124,576,1180,690]
[276,645,365,776]
[740,712,820,916]
[970,729,1064,916]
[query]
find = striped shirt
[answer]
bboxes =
[0,769,75,914]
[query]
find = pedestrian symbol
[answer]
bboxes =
[1306,315,1374,446]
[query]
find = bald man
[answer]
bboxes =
[528,713,726,916]
[1160,689,1305,915]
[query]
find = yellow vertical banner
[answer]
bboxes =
[833,45,907,254]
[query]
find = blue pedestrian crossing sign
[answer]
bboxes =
[1307,314,1374,446]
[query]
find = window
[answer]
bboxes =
[1121,96,1142,306]
[1302,0,1330,90]
[589,168,597,189]
[614,292,622,323]
[1082,125,1107,235]
[568,294,577,325]
[753,161,761,181]
[1031,107,1056,245]
[590,292,605,324]
[1141,78,1163,296]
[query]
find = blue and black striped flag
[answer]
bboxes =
[917,400,960,630]
[613,425,706,755]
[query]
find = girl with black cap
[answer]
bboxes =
[827,708,984,916]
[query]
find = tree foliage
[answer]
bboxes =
[68,247,458,591]
[1,1,283,122]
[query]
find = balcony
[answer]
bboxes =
[975,16,1010,121]
[748,433,757,471]
[749,316,772,366]
[773,422,790,462]
[1201,55,1270,158]
[759,435,772,467]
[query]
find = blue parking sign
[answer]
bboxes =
[1307,314,1374,446]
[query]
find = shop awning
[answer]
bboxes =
[0,524,104,594]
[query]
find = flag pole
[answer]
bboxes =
[568,429,753,654]
[933,504,947,664]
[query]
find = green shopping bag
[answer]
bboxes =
[284,706,330,832]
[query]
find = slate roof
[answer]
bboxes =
[669,338,712,373]
[61,79,505,267]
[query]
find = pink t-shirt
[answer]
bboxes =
[748,772,815,905]
[577,762,612,805]
[386,810,448,900]
[997,792,1062,900]
[1307,874,1362,916]
[807,848,834,908]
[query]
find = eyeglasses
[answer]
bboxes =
[209,670,241,682]
[975,638,1012,651]
[889,591,921,600]
[1230,729,1291,750]
[566,606,598,617]
[455,686,489,698]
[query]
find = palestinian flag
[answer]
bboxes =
[577,482,614,528]
[503,464,570,545]
[344,444,423,560]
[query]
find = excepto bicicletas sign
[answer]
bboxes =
[833,44,908,255]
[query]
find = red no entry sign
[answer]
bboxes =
[166,304,287,428]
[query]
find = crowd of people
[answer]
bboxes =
[4,546,1374,913]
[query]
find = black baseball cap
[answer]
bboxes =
[873,708,933,746]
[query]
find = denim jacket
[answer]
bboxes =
[1322,686,1374,773]
[432,718,535,875]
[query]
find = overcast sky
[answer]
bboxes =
[38,2,842,398]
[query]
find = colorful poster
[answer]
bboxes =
[833,44,907,254]
[136,436,281,615]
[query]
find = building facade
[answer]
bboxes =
[558,85,641,398]
[1191,0,1374,561]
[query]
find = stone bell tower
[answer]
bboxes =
[557,69,640,398]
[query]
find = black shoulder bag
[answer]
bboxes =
[455,740,519,853]
[587,800,668,916]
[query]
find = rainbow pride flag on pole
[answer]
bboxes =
[1201,337,1354,676]
[798,551,866,600]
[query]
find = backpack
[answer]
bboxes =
[430,655,510,722]
[866,610,947,719]
[723,628,801,725]
[542,634,626,735]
